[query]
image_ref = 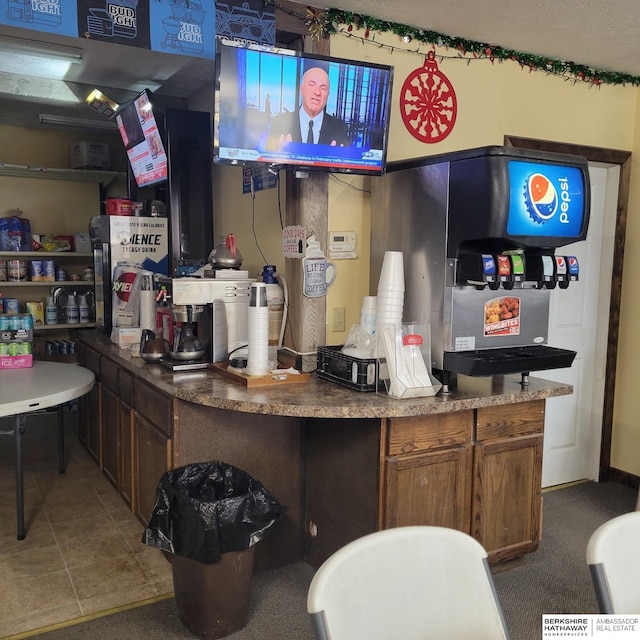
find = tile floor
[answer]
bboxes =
[0,408,173,639]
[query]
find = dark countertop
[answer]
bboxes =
[78,331,573,419]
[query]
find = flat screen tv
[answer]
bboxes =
[214,42,394,175]
[116,89,168,188]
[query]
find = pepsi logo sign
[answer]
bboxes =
[525,173,571,225]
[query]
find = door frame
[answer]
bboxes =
[504,136,631,482]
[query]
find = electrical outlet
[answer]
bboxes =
[332,307,346,332]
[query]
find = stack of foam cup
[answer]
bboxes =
[246,282,270,376]
[376,251,405,335]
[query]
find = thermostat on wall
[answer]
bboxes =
[328,231,357,259]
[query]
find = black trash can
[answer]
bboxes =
[142,461,285,639]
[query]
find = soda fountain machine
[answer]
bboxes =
[371,146,590,391]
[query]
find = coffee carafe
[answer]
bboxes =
[169,304,205,362]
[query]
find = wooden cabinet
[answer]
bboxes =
[134,412,172,525]
[100,355,120,486]
[76,346,173,523]
[383,412,473,533]
[472,400,544,563]
[133,378,173,525]
[118,369,134,510]
[101,384,119,486]
[382,402,545,564]
[76,346,102,464]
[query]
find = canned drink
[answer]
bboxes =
[18,342,32,355]
[0,342,9,355]
[9,315,20,330]
[112,262,142,327]
[8,342,18,356]
[0,315,9,330]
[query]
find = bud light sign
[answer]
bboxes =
[507,160,585,238]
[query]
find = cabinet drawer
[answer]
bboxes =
[101,356,119,392]
[78,344,100,376]
[387,411,473,456]
[119,369,133,406]
[476,400,545,441]
[133,379,173,437]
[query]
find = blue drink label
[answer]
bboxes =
[507,160,585,238]
[482,254,496,278]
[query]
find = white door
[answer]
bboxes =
[540,164,618,487]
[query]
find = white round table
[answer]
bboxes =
[0,361,95,539]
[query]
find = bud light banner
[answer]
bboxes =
[507,160,586,238]
[77,0,149,48]
[1,0,78,36]
[149,0,215,59]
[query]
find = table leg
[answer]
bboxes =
[15,413,26,541]
[58,405,65,474]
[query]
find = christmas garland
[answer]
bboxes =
[302,7,640,88]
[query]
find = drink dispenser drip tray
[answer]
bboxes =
[443,345,576,377]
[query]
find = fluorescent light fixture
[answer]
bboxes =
[39,113,117,130]
[0,35,83,64]
[86,89,120,119]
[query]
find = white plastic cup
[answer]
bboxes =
[360,296,377,334]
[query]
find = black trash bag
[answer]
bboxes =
[141,461,285,564]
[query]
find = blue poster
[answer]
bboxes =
[1,0,78,36]
[78,0,149,48]
[149,0,215,58]
[507,160,586,238]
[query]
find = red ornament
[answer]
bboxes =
[399,51,457,144]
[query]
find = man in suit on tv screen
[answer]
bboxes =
[267,64,350,151]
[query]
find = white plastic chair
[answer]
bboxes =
[586,511,640,613]
[307,526,510,640]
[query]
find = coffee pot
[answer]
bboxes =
[208,233,243,269]
[169,304,206,361]
[140,329,170,363]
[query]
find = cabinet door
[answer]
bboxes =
[384,445,472,532]
[472,433,543,563]
[86,382,101,464]
[101,384,119,488]
[134,412,171,526]
[119,401,134,509]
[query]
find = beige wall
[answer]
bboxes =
[611,95,640,474]
[0,126,127,236]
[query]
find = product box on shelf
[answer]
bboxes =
[70,141,110,170]
[0,312,34,369]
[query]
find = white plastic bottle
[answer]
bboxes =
[79,294,90,324]
[66,294,79,324]
[45,296,57,325]
[261,265,284,346]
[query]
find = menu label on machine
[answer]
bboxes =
[484,296,521,337]
[507,161,585,238]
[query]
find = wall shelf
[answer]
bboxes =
[0,163,124,186]
[0,252,93,258]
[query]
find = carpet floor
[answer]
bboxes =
[14,479,638,640]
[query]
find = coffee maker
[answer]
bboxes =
[371,146,590,390]
[169,275,254,363]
